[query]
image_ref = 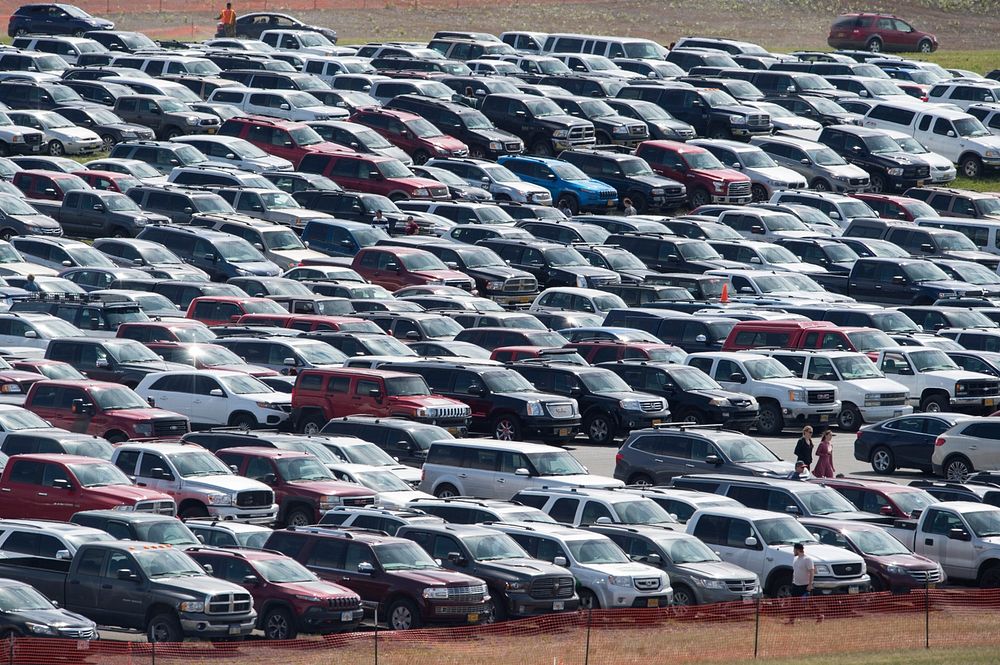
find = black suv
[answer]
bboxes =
[816,125,929,193]
[574,245,668,285]
[903,186,1000,219]
[396,523,578,620]
[479,93,595,156]
[509,363,669,445]
[0,80,89,111]
[764,95,862,126]
[292,190,405,227]
[606,233,741,273]
[603,98,697,141]
[616,82,771,140]
[385,95,524,159]
[12,297,147,333]
[476,239,620,289]
[774,237,859,275]
[70,510,198,547]
[602,308,735,352]
[377,360,581,443]
[44,337,188,388]
[558,149,686,212]
[320,415,449,467]
[126,185,234,225]
[600,361,759,430]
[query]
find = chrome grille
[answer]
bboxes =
[957,380,1000,397]
[727,181,751,197]
[152,418,189,437]
[724,578,758,593]
[640,400,664,412]
[909,569,943,584]
[435,604,486,615]
[328,596,362,609]
[876,393,908,406]
[504,142,522,152]
[24,133,41,145]
[502,277,537,293]
[343,496,374,507]
[629,124,648,136]
[569,126,596,140]
[529,576,576,599]
[134,500,176,515]
[58,628,96,639]
[199,118,219,126]
[849,177,868,186]
[430,406,470,418]
[447,584,488,602]
[599,189,616,200]
[747,114,770,128]
[206,592,253,615]
[807,390,835,404]
[546,402,576,418]
[634,577,661,591]
[236,490,274,507]
[831,563,862,577]
[430,186,449,198]
[676,128,696,139]
[445,278,475,292]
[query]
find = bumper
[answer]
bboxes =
[615,592,672,608]
[506,592,580,617]
[982,157,1000,168]
[297,606,365,634]
[719,409,760,428]
[784,402,842,427]
[578,197,619,212]
[617,411,670,434]
[552,137,596,152]
[424,600,492,625]
[696,585,761,605]
[931,168,957,183]
[832,182,868,193]
[415,417,470,438]
[179,613,257,638]
[859,404,912,423]
[813,575,871,595]
[889,175,930,191]
[658,192,688,210]
[11,142,42,155]
[948,396,999,414]
[730,127,771,138]
[487,291,538,306]
[208,504,278,524]
[710,192,753,204]
[64,139,103,155]
[522,417,582,443]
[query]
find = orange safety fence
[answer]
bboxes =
[3,589,1000,665]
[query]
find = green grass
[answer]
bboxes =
[952,175,1000,192]
[912,50,1000,74]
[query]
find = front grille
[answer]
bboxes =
[876,393,908,406]
[640,400,664,412]
[38,227,62,235]
[206,592,253,615]
[447,584,488,602]
[58,628,96,639]
[910,165,930,178]
[747,114,770,128]
[730,399,754,408]
[199,118,219,126]
[152,418,189,436]
[435,604,486,615]
[634,577,661,591]
[569,126,595,140]
[727,181,751,198]
[546,402,576,418]
[629,124,648,136]
[933,165,952,172]
[430,406,470,418]
[849,177,868,186]
[909,569,943,584]
[807,390,835,404]
[587,276,619,287]
[502,277,537,293]
[831,563,862,577]
[24,133,41,145]
[134,500,176,515]
[676,128,696,139]
[445,278,475,292]
[328,596,362,610]
[343,496,374,507]
[430,186,449,198]
[236,490,274,507]
[724,578,758,593]
[599,189,616,200]
[957,380,1000,397]
[529,576,576,599]
[504,141,522,152]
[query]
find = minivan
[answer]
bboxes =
[136,226,280,280]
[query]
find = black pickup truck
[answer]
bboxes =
[0,541,257,642]
[814,257,983,305]
[29,190,169,238]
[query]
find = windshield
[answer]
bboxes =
[236,531,270,549]
[717,435,780,463]
[678,243,722,260]
[455,533,525,560]
[104,195,141,212]
[65,246,114,267]
[192,197,233,214]
[135,520,198,546]
[603,251,647,270]
[397,252,447,271]
[543,247,588,267]
[24,362,84,380]
[90,385,149,411]
[287,92,323,110]
[846,330,896,352]
[136,549,203,578]
[352,468,409,492]
[807,148,846,166]
[479,369,533,393]
[524,98,565,118]
[661,537,720,564]
[671,368,721,391]
[0,585,53,612]
[909,349,958,372]
[613,499,675,525]
[276,456,332,482]
[567,538,629,564]
[295,341,348,365]
[799,488,858,515]
[954,263,1000,286]
[902,262,949,282]
[67,462,132,487]
[215,240,267,263]
[0,409,49,430]
[32,318,82,338]
[870,312,919,334]
[954,117,991,138]
[528,451,587,476]
[890,489,934,517]
[845,528,911,556]
[617,157,654,176]
[829,354,881,379]
[384,376,431,397]
[757,517,816,546]
[743,358,794,380]
[375,541,440,570]
[685,151,725,170]
[700,89,739,107]
[219,374,274,395]
[936,233,978,251]
[762,214,808,231]
[404,118,442,139]
[255,557,314,583]
[332,442,396,466]
[288,126,322,146]
[377,160,415,179]
[258,230,305,254]
[579,370,633,394]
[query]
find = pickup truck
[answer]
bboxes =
[0,542,257,641]
[884,501,1000,587]
[29,190,169,239]
[814,257,983,305]
[875,348,1000,414]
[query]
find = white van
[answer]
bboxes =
[916,215,1000,257]
[207,87,348,122]
[540,33,667,60]
[861,100,1000,178]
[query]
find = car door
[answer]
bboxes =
[65,546,105,620]
[921,507,977,580]
[192,374,230,425]
[134,450,176,496]
[883,416,936,468]
[98,550,148,630]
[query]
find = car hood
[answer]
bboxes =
[629,172,682,187]
[868,552,940,570]
[559,265,621,279]
[182,474,273,493]
[270,208,335,223]
[9,213,60,228]
[850,378,909,392]
[825,163,869,178]
[942,250,998,262]
[85,484,172,503]
[769,230,825,239]
[923,369,997,381]
[0,261,58,276]
[391,395,468,409]
[371,489,433,508]
[101,406,187,422]
[388,465,422,483]
[740,460,795,476]
[468,265,533,280]
[121,360,190,373]
[229,260,280,276]
[716,104,765,119]
[410,268,471,282]
[691,167,749,183]
[473,128,521,143]
[204,363,277,377]
[748,166,805,183]
[914,279,983,293]
[538,473,623,488]
[772,117,822,131]
[676,560,757,580]
[770,289,854,303]
[273,579,356,599]
[586,561,663,578]
[759,377,836,392]
[475,557,567,578]
[769,543,864,565]
[154,574,244,597]
[392,568,484,586]
[690,388,756,403]
[286,479,377,498]
[10,608,95,629]
[536,114,591,131]
[50,127,99,141]
[271,248,330,262]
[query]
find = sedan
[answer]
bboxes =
[853,412,976,474]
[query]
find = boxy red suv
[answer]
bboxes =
[350,107,469,165]
[827,13,938,53]
[217,115,354,167]
[850,193,937,222]
[12,170,90,201]
[298,152,450,201]
[723,320,897,358]
[634,140,751,209]
[351,246,475,292]
[290,367,472,435]
[185,296,288,326]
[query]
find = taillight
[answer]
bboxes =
[935,437,946,447]
[615,453,624,464]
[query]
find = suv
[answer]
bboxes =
[558,148,685,212]
[185,519,273,549]
[479,93,595,156]
[752,135,870,195]
[43,337,187,388]
[291,367,472,436]
[109,140,210,176]
[827,13,937,53]
[217,116,352,166]
[406,497,557,525]
[477,239,620,290]
[498,154,617,214]
[264,526,491,630]
[113,96,219,140]
[904,186,1000,219]
[513,486,678,528]
[635,141,751,208]
[69,509,199,548]
[319,505,444,536]
[298,152,449,201]
[320,415,451,467]
[0,518,113,559]
[349,106,469,164]
[137,226,280,280]
[384,95,524,159]
[815,125,930,193]
[618,83,771,140]
[12,299,147,337]
[377,360,581,443]
[351,246,474,293]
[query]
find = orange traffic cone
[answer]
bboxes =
[720,282,729,303]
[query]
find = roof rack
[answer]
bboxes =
[287,525,389,537]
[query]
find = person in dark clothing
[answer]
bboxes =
[794,425,814,466]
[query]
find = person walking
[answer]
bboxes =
[372,210,385,230]
[813,429,836,478]
[794,426,814,467]
[622,198,637,216]
[218,2,237,37]
[786,543,822,624]
[405,215,419,235]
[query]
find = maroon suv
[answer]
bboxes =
[264,526,491,630]
[297,152,450,201]
[217,115,354,167]
[188,547,364,640]
[350,107,469,165]
[827,13,938,53]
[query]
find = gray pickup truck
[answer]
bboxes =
[0,541,257,642]
[30,190,169,239]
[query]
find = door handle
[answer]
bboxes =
[653,459,663,463]
[101,584,112,590]
[496,478,505,483]
[457,473,467,478]
[685,464,695,468]
[874,285,882,289]
[137,483,147,487]
[765,557,774,562]
[925,538,934,546]
[341,577,351,582]
[37,492,47,497]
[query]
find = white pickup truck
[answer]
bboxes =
[687,506,870,597]
[875,348,1000,414]
[884,501,1000,587]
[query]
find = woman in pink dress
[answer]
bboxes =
[813,430,835,478]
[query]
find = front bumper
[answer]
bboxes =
[617,410,670,435]
[784,401,842,427]
[948,395,999,415]
[11,141,42,155]
[506,591,580,617]
[831,181,868,193]
[63,138,103,155]
[521,416,582,443]
[208,503,278,525]
[486,291,538,306]
[297,605,364,634]
[657,190,688,210]
[552,137,596,152]
[179,613,257,638]
[416,417,469,438]
[730,127,771,138]
[813,575,871,595]
[696,584,761,605]
[718,408,760,428]
[859,404,912,423]
[617,592,673,608]
[888,174,930,191]
[424,599,492,625]
[931,167,957,183]
[710,192,753,204]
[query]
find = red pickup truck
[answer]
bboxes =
[185,296,288,326]
[0,453,175,520]
[236,313,382,334]
[635,140,751,209]
[722,320,898,358]
[351,246,475,292]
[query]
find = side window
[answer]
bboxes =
[548,498,579,524]
[75,548,105,576]
[580,501,614,525]
[691,514,727,545]
[924,509,965,536]
[307,539,348,569]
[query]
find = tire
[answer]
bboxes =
[434,483,459,498]
[767,572,793,599]
[14,29,25,37]
[297,412,326,435]
[489,595,507,622]
[47,140,64,156]
[960,154,983,179]
[628,193,648,213]
[284,506,313,528]
[870,446,897,475]
[388,193,407,202]
[869,173,886,194]
[672,584,697,607]
[100,134,115,152]
[104,431,128,444]
[228,412,258,431]
[755,401,784,437]
[530,139,553,157]
[72,30,84,38]
[412,150,430,165]
[750,184,769,203]
[920,393,948,413]
[236,33,249,40]
[689,188,711,209]
[147,612,183,643]
[578,589,599,610]
[866,37,882,53]
[492,414,522,441]
[980,565,1000,589]
[493,193,511,202]
[387,598,422,630]
[0,229,13,242]
[556,194,579,215]
[0,143,9,158]
[164,127,182,140]
[469,145,487,159]
[595,132,612,145]
[585,412,615,446]
[263,607,297,641]
[918,39,933,54]
[811,178,831,192]
[707,124,730,139]
[944,455,973,481]
[679,409,707,425]
[627,473,653,487]
[179,502,209,519]
[110,227,131,239]
[837,403,863,432]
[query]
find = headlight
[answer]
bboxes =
[206,493,233,506]
[487,280,504,290]
[255,400,283,410]
[619,398,641,410]
[186,117,199,126]
[415,407,429,418]
[23,225,44,233]
[319,496,341,510]
[553,129,570,138]
[985,151,999,158]
[834,174,850,181]
[235,268,252,276]
[488,141,503,151]
[576,275,588,288]
[134,422,154,436]
[179,601,205,613]
[713,181,724,192]
[708,397,728,407]
[422,586,450,599]
[608,575,633,587]
[814,564,831,576]
[692,578,727,590]
[887,565,906,575]
[10,135,23,143]
[887,168,904,176]
[729,116,747,125]
[956,382,966,394]
[294,594,323,602]
[121,131,136,139]
[26,623,57,636]
[787,390,805,402]
[526,401,544,416]
[134,217,147,226]
[504,580,528,591]
[613,125,629,134]
[650,187,664,195]
[0,383,20,394]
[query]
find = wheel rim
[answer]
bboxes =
[751,185,767,202]
[580,592,596,610]
[437,486,457,498]
[774,584,792,598]
[839,408,857,430]
[303,421,320,436]
[757,408,777,433]
[102,135,114,152]
[49,141,63,156]
[673,589,693,606]
[870,177,884,193]
[495,419,516,440]
[872,449,892,473]
[946,460,970,481]
[266,613,289,640]
[813,180,829,191]
[869,40,881,52]
[391,605,413,630]
[630,476,652,487]
[691,192,709,208]
[925,400,942,413]
[963,160,980,178]
[469,147,485,158]
[150,621,171,642]
[589,417,609,443]
[287,512,310,527]
[920,41,931,53]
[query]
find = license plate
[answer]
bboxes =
[553,601,564,610]
[848,586,859,594]
[467,613,479,623]
[928,583,938,589]
[206,128,218,134]
[606,200,615,206]
[228,625,241,635]
[447,427,461,436]
[820,415,829,422]
[76,641,89,651]
[341,611,354,622]
[894,410,903,417]
[916,180,925,187]
[558,428,572,437]
[987,399,996,407]
[646,599,659,608]
[651,419,662,425]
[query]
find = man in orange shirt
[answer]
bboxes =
[218,2,237,37]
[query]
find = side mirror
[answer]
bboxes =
[62,260,72,267]
[55,549,71,561]
[744,536,758,548]
[283,357,297,367]
[750,225,764,234]
[645,553,661,565]
[150,467,168,480]
[946,130,956,138]
[891,275,906,285]
[132,258,145,266]
[209,388,225,397]
[253,243,265,251]
[785,505,801,515]
[694,333,707,343]
[116,568,137,581]
[731,163,742,170]
[357,562,375,574]
[280,103,291,110]
[879,505,894,516]
[229,464,239,473]
[948,528,971,541]
[749,256,762,264]
[262,473,277,485]
[23,330,37,339]
[729,373,746,383]
[514,467,531,476]
[204,253,217,262]
[52,478,71,490]
[225,153,236,160]
[243,574,260,585]
[705,454,722,466]
[405,331,420,341]
[146,397,155,408]
[95,359,110,368]
[859,90,868,97]
[93,204,105,211]
[919,243,934,252]
[553,556,568,567]
[446,551,466,565]
[368,388,383,400]
[829,212,840,220]
[800,158,811,165]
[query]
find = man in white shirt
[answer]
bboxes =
[787,542,822,624]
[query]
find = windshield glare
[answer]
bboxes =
[744,358,794,380]
[276,457,332,482]
[528,451,586,476]
[567,538,629,564]
[757,517,816,546]
[717,435,779,463]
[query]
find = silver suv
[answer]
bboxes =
[0,519,114,559]
[408,497,558,524]
[318,505,444,535]
[751,134,869,194]
[426,157,553,205]
[512,487,680,528]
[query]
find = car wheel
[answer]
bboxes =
[627,473,653,487]
[263,607,297,641]
[434,483,460,498]
[100,134,115,152]
[284,507,312,528]
[388,599,422,630]
[298,412,326,435]
[530,139,553,157]
[469,145,487,159]
[750,184,769,203]
[629,193,648,213]
[811,178,831,192]
[72,29,84,37]
[14,29,25,36]
[981,565,1000,588]
[492,414,522,441]
[48,140,65,156]
[870,446,896,474]
[413,150,430,165]
[866,37,882,53]
[179,503,209,519]
[837,403,862,432]
[147,612,182,643]
[680,409,706,425]
[228,412,258,431]
[585,412,614,445]
[104,431,128,444]
[0,229,13,242]
[944,455,973,481]
[755,402,784,437]
[595,131,612,145]
[960,154,983,179]
[236,33,249,39]
[672,584,697,607]
[689,188,711,209]
[0,143,9,158]
[918,39,933,53]
[869,173,886,194]
[920,394,948,413]
[556,194,579,215]
[578,589,599,610]
[768,572,793,599]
